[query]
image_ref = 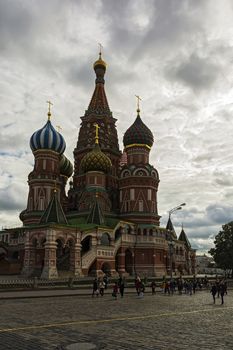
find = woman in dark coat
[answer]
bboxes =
[210,283,217,304]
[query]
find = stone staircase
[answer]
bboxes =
[81,248,97,269]
[81,237,122,271]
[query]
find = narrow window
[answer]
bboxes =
[148,189,152,200]
[130,189,135,200]
[139,200,143,212]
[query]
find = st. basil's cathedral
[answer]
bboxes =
[0,52,196,278]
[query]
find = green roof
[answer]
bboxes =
[40,191,68,225]
[87,197,105,225]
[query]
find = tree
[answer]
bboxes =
[209,221,233,277]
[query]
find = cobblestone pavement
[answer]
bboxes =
[0,290,232,350]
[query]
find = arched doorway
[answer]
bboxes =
[0,246,7,261]
[100,233,110,246]
[56,238,70,271]
[81,235,92,256]
[115,227,122,241]
[101,262,111,276]
[125,249,133,275]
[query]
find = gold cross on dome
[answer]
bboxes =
[98,43,103,58]
[46,100,53,120]
[135,95,142,111]
[94,123,100,144]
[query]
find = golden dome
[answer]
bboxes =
[80,143,112,173]
[93,52,107,69]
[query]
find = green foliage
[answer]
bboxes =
[209,221,233,274]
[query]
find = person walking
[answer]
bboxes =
[99,280,105,296]
[151,281,156,295]
[112,282,118,300]
[135,276,141,296]
[119,277,125,298]
[216,279,220,298]
[103,274,109,289]
[170,279,175,295]
[210,283,217,304]
[92,278,99,297]
[219,282,225,305]
[224,280,228,295]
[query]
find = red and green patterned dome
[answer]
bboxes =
[123,111,154,149]
[80,143,112,173]
[59,154,73,178]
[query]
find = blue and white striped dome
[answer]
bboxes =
[30,120,66,154]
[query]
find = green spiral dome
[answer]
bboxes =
[80,144,112,173]
[59,154,73,178]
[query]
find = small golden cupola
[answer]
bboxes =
[93,44,107,84]
[93,43,107,70]
[80,123,112,173]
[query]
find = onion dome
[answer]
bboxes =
[80,143,112,173]
[93,51,107,70]
[93,51,107,84]
[30,119,66,154]
[123,109,154,149]
[59,154,73,178]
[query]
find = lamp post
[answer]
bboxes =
[167,203,186,280]
[168,240,175,280]
[168,203,186,219]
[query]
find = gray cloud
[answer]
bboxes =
[167,53,220,90]
[0,185,26,211]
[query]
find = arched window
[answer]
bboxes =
[100,233,111,246]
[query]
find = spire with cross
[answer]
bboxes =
[98,42,103,59]
[46,100,53,121]
[135,95,142,115]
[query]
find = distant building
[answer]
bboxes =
[196,254,223,275]
[0,52,196,278]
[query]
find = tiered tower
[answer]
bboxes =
[20,105,73,225]
[119,98,160,225]
[70,52,121,212]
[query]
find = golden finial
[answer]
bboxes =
[98,42,103,59]
[93,43,107,69]
[93,123,100,144]
[135,95,142,115]
[56,125,62,132]
[46,100,53,121]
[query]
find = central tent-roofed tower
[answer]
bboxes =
[71,52,121,213]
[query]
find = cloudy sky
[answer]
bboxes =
[1,0,233,254]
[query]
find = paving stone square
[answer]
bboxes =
[0,290,232,349]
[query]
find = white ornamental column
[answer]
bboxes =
[72,242,82,276]
[41,229,58,279]
[21,231,35,277]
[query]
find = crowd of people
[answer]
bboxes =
[91,274,228,304]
